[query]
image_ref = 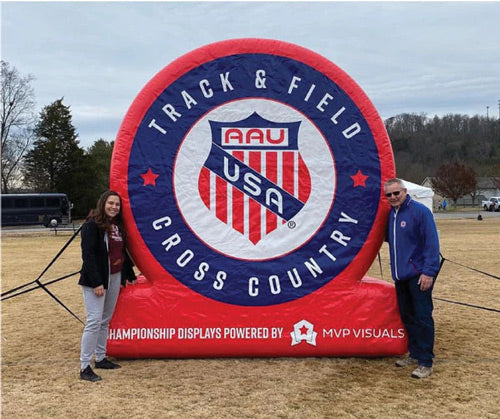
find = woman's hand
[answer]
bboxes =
[93,285,104,296]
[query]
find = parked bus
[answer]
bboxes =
[1,193,72,227]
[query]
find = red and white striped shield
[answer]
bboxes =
[198,113,311,245]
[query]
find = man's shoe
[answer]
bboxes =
[395,357,418,367]
[95,358,121,369]
[80,365,102,382]
[411,365,433,379]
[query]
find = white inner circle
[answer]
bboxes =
[174,99,335,260]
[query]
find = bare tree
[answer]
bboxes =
[1,61,36,193]
[431,162,477,206]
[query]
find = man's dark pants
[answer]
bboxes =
[395,275,435,367]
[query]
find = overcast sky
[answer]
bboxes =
[2,1,499,149]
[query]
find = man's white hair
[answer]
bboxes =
[384,178,406,189]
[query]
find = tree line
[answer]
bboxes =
[385,112,500,205]
[386,112,500,181]
[2,61,499,216]
[1,61,112,217]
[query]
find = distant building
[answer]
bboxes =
[422,176,500,207]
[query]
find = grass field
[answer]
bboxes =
[1,218,499,418]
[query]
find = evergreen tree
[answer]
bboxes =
[24,98,85,200]
[86,139,113,194]
[73,139,114,216]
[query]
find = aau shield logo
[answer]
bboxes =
[198,112,311,244]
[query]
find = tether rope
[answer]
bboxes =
[377,252,499,314]
[2,225,84,324]
[440,256,500,281]
[433,297,500,313]
[1,271,81,300]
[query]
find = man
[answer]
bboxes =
[384,178,440,379]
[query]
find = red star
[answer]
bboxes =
[140,168,159,186]
[299,325,309,335]
[351,170,368,187]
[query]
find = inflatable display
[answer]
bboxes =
[108,38,406,358]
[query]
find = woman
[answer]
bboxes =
[78,190,136,382]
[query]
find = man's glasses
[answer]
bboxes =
[385,190,402,198]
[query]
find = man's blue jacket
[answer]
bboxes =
[387,195,440,281]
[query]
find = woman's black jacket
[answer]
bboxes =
[78,219,136,289]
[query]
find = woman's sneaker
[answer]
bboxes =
[395,357,418,367]
[80,365,102,382]
[95,357,121,369]
[411,365,433,379]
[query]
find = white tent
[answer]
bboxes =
[402,180,434,213]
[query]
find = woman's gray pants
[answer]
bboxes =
[80,272,121,370]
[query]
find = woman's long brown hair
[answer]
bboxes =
[87,190,126,240]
